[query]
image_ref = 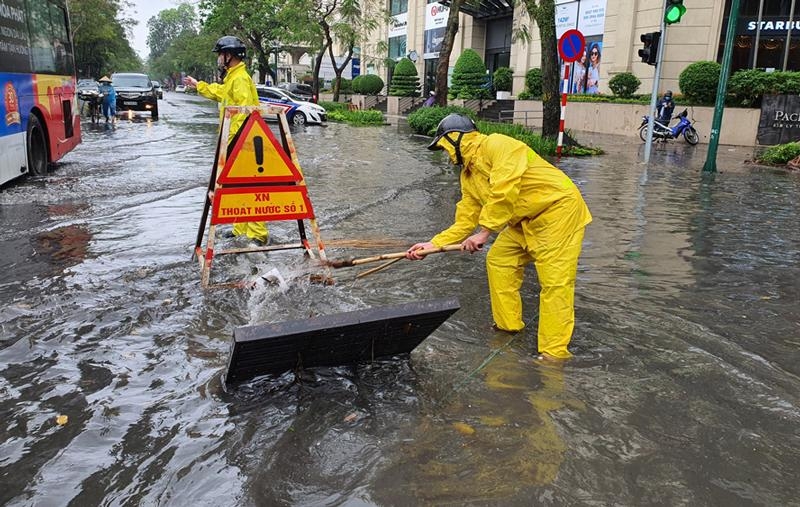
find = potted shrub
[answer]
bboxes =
[389,57,420,97]
[493,67,513,99]
[449,49,491,100]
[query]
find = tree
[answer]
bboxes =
[146,4,197,60]
[199,0,285,83]
[519,0,559,138]
[317,0,382,101]
[434,0,464,106]
[68,0,141,77]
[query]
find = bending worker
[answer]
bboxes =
[184,36,268,245]
[406,114,592,360]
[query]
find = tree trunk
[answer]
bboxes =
[525,0,559,138]
[312,41,331,99]
[321,18,354,103]
[434,0,464,107]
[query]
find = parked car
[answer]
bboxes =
[152,80,163,99]
[111,72,158,120]
[174,84,186,93]
[277,82,317,103]
[256,86,327,126]
[77,78,98,93]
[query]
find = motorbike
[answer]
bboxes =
[638,108,699,145]
[78,90,105,124]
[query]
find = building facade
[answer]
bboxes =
[361,0,799,96]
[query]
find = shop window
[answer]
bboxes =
[389,35,406,60]
[390,0,408,15]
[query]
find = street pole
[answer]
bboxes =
[702,0,742,173]
[644,0,668,164]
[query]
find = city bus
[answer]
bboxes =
[0,0,81,186]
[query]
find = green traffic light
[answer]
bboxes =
[665,4,686,24]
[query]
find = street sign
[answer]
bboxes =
[218,112,302,185]
[211,186,314,224]
[558,29,585,63]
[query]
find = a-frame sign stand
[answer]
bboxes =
[193,105,328,288]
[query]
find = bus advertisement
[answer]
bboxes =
[0,0,81,187]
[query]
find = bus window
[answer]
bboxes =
[49,3,73,75]
[28,0,73,75]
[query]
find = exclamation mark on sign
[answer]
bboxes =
[254,136,264,173]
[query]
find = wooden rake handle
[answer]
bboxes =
[327,244,463,269]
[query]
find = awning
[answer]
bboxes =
[440,0,514,20]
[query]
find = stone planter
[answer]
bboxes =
[496,91,511,100]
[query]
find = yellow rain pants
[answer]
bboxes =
[197,61,268,244]
[431,132,591,358]
[487,225,585,358]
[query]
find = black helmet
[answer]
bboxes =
[427,113,477,149]
[213,36,246,59]
[427,113,478,165]
[665,90,673,98]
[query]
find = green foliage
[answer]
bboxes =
[608,72,641,98]
[338,78,352,93]
[326,108,385,125]
[679,61,720,104]
[146,4,197,60]
[493,67,513,92]
[407,107,602,157]
[318,101,348,112]
[389,57,420,97]
[524,68,543,98]
[449,49,491,99]
[476,121,557,155]
[407,106,477,136]
[474,122,601,157]
[758,142,800,165]
[566,94,651,104]
[71,0,142,77]
[352,74,384,95]
[727,70,800,107]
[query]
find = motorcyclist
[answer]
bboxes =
[656,90,675,129]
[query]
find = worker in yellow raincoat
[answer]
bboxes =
[407,114,592,360]
[184,36,268,244]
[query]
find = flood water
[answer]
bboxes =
[1,94,798,506]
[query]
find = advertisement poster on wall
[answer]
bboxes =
[424,2,449,60]
[556,0,606,94]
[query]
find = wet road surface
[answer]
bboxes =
[1,93,799,505]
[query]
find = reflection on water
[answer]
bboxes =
[0,96,798,505]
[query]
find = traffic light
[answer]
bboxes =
[638,31,661,66]
[665,0,686,24]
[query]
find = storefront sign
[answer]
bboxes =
[389,13,408,38]
[758,94,800,145]
[739,17,800,34]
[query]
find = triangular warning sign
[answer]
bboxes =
[217,112,303,184]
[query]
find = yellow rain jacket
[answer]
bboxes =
[432,132,592,358]
[197,62,267,243]
[197,61,259,143]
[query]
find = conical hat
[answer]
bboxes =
[98,76,112,83]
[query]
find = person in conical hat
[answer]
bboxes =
[96,76,116,121]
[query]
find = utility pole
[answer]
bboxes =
[703,0,742,173]
[643,5,667,164]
